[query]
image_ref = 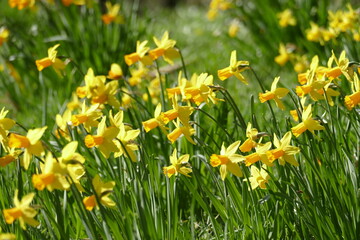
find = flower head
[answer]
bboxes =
[218,50,249,84]
[163,149,192,178]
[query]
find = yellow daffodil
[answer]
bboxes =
[345,73,360,110]
[3,190,39,229]
[149,31,180,65]
[218,50,249,84]
[85,117,119,158]
[163,149,192,178]
[266,132,300,166]
[228,20,240,37]
[244,142,272,167]
[142,103,167,133]
[114,123,140,162]
[8,0,35,10]
[8,126,47,170]
[274,43,292,66]
[101,2,124,25]
[107,63,123,80]
[162,95,194,126]
[35,44,66,72]
[0,27,9,47]
[128,62,149,86]
[55,109,72,140]
[167,120,196,145]
[0,233,16,240]
[277,9,296,27]
[239,122,259,152]
[61,0,85,6]
[244,164,270,190]
[210,141,244,180]
[0,149,21,167]
[83,175,116,211]
[259,77,289,110]
[124,41,153,66]
[0,107,16,150]
[291,105,325,137]
[183,73,221,105]
[66,92,82,111]
[71,102,102,132]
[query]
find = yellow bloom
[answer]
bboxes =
[218,50,249,84]
[344,73,360,110]
[71,102,102,132]
[244,164,270,190]
[0,149,21,167]
[259,77,289,110]
[142,103,167,133]
[114,123,140,162]
[3,190,39,229]
[277,9,296,27]
[0,107,16,151]
[228,20,239,37]
[124,41,153,66]
[0,27,10,47]
[8,0,35,10]
[101,2,124,25]
[149,31,180,65]
[244,142,272,167]
[266,132,300,166]
[239,122,259,152]
[163,149,192,178]
[167,120,196,145]
[210,141,244,180]
[85,117,119,158]
[55,109,72,140]
[35,44,66,72]
[0,233,16,240]
[107,63,123,80]
[61,0,85,6]
[8,126,47,170]
[291,105,325,137]
[274,43,291,66]
[83,175,116,211]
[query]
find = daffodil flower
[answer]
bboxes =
[218,50,249,84]
[35,44,65,72]
[244,164,270,190]
[149,31,180,65]
[210,141,244,180]
[83,175,116,211]
[163,149,192,178]
[101,2,124,25]
[8,126,47,170]
[124,41,153,66]
[107,63,123,80]
[142,103,167,133]
[71,102,102,132]
[244,142,272,167]
[3,190,39,229]
[277,9,296,27]
[85,117,119,158]
[0,27,9,46]
[167,120,196,145]
[345,73,360,110]
[239,122,259,152]
[266,132,300,166]
[291,105,325,137]
[259,77,289,110]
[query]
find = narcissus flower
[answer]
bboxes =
[107,63,123,80]
[85,117,119,158]
[71,102,102,131]
[114,123,140,162]
[259,76,289,110]
[344,73,360,110]
[3,190,39,229]
[8,0,35,10]
[61,0,85,6]
[142,103,167,133]
[167,120,196,145]
[149,31,180,65]
[291,105,325,137]
[244,142,272,167]
[124,41,153,66]
[218,50,249,84]
[83,175,116,211]
[277,9,296,27]
[210,141,244,180]
[244,164,270,190]
[0,233,16,240]
[239,122,259,152]
[0,27,9,47]
[35,44,66,72]
[8,126,47,170]
[163,149,192,178]
[266,132,300,166]
[0,149,21,167]
[101,2,124,24]
[274,43,292,66]
[0,107,16,150]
